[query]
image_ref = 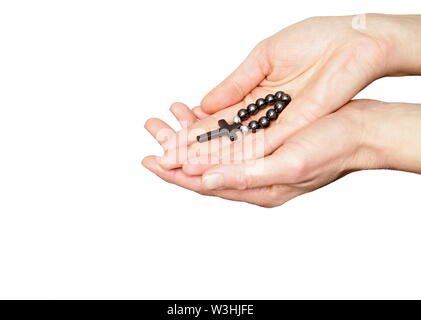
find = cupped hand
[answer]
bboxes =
[146,14,399,173]
[144,99,421,207]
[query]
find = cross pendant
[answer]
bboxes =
[197,119,242,143]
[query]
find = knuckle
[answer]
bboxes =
[198,189,212,197]
[236,171,251,190]
[255,186,282,208]
[253,40,267,54]
[244,173,255,190]
[230,76,245,98]
[251,40,270,72]
[197,190,206,196]
[258,200,278,209]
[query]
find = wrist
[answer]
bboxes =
[363,14,421,76]
[356,100,421,174]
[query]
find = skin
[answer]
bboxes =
[144,100,421,207]
[143,14,421,207]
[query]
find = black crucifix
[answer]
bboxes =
[197,119,242,143]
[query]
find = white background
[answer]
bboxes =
[0,0,420,299]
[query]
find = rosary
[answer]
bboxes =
[197,91,291,142]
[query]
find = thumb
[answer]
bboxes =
[201,147,303,190]
[200,42,269,114]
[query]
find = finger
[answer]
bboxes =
[144,118,176,149]
[200,42,270,114]
[165,104,240,151]
[200,143,304,191]
[192,106,210,119]
[143,155,202,191]
[180,114,298,176]
[170,102,197,128]
[142,155,269,204]
[159,102,245,169]
[182,163,211,176]
[162,90,288,172]
[199,101,362,191]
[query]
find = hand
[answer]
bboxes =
[144,99,421,207]
[147,14,421,174]
[199,14,421,116]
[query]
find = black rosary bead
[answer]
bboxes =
[237,108,249,121]
[256,98,266,109]
[248,120,260,133]
[274,91,284,101]
[246,103,258,115]
[258,116,270,128]
[280,93,291,105]
[274,101,286,114]
[266,108,278,120]
[265,94,276,106]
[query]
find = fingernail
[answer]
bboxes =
[202,173,224,190]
